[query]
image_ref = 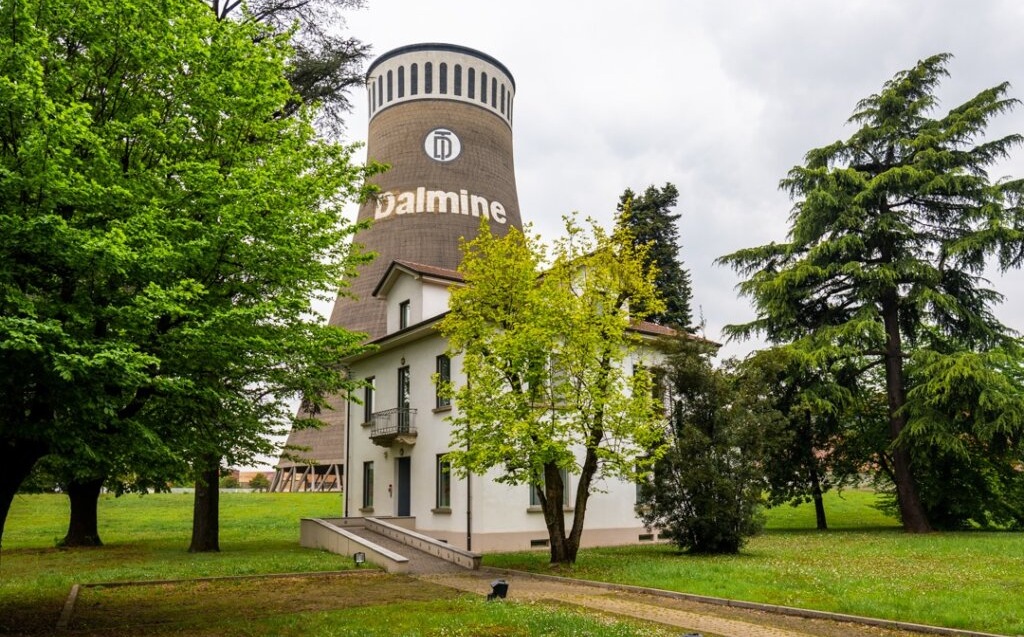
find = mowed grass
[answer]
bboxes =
[486,490,1024,636]
[0,492,675,636]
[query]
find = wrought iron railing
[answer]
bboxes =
[370,407,417,439]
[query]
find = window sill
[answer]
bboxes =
[526,505,574,513]
[431,507,452,515]
[358,507,374,513]
[432,405,452,413]
[360,421,372,428]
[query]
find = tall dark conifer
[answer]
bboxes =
[617,184,694,331]
[719,54,1024,532]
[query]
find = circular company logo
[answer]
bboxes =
[424,128,461,162]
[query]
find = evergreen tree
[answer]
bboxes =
[617,184,694,331]
[638,339,772,553]
[719,54,1024,532]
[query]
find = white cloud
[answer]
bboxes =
[337,0,1024,357]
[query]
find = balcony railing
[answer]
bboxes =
[369,407,417,446]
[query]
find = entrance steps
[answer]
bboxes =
[301,517,481,574]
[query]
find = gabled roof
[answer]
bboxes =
[372,260,464,298]
[630,320,676,337]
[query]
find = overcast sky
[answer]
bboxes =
[325,0,1024,361]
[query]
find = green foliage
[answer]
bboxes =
[0,0,375,545]
[718,53,1024,531]
[638,339,771,553]
[248,473,271,492]
[439,217,665,563]
[219,474,241,489]
[487,490,1024,635]
[206,0,371,136]
[739,347,865,529]
[616,184,694,331]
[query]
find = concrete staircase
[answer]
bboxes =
[301,517,481,574]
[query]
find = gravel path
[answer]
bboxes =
[420,571,923,637]
[341,529,932,637]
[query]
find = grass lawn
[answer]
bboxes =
[485,490,1024,636]
[0,492,675,636]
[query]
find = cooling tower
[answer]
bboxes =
[273,43,522,491]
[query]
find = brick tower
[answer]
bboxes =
[272,43,522,491]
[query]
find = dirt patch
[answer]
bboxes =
[65,573,453,635]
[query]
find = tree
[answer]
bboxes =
[739,347,859,530]
[439,218,666,564]
[0,0,373,555]
[249,473,270,492]
[617,184,694,331]
[638,338,772,553]
[718,53,1024,532]
[204,0,371,136]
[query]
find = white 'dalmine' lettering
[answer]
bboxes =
[375,188,507,224]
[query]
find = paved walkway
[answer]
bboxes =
[340,530,953,637]
[419,570,924,637]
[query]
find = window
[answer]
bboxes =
[530,469,571,507]
[424,62,433,93]
[399,300,411,329]
[363,377,375,424]
[436,455,451,509]
[467,68,475,99]
[398,66,405,98]
[435,354,451,408]
[386,69,393,102]
[439,62,447,93]
[398,365,410,432]
[479,72,488,103]
[362,461,374,508]
[410,63,418,95]
[453,64,462,95]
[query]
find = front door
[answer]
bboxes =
[396,457,411,516]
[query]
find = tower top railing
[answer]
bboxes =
[366,43,515,128]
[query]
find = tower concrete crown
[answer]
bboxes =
[367,43,516,129]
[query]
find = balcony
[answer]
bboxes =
[369,407,418,447]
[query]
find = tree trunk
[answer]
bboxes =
[541,463,570,564]
[881,297,931,533]
[61,476,105,547]
[0,439,48,565]
[809,466,827,531]
[189,458,220,553]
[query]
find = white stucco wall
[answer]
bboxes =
[347,269,659,552]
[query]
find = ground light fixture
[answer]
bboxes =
[487,579,508,601]
[353,551,366,567]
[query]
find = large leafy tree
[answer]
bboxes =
[439,218,665,564]
[0,0,372,554]
[719,54,1024,532]
[617,184,694,331]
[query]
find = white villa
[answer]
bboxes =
[340,259,673,553]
